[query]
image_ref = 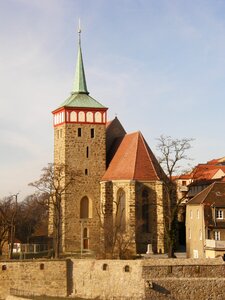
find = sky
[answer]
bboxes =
[1,0,225,200]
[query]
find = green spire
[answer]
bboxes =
[72,28,89,94]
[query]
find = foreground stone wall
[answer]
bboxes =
[72,258,225,300]
[72,259,145,300]
[0,260,68,299]
[1,258,225,300]
[143,258,225,300]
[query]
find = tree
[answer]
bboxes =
[29,163,76,258]
[0,197,14,256]
[98,191,139,259]
[156,135,194,258]
[16,194,48,243]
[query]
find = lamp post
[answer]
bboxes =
[9,193,19,259]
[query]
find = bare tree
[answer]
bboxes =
[29,163,76,258]
[9,193,18,259]
[98,193,137,259]
[0,197,14,256]
[156,135,194,258]
[16,194,48,243]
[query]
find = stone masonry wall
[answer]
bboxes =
[72,259,145,300]
[143,258,225,300]
[0,258,225,300]
[0,260,68,299]
[72,258,225,300]
[54,123,106,254]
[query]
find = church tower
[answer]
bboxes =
[52,28,107,254]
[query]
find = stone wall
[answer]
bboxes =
[0,260,68,299]
[54,122,106,254]
[143,258,225,300]
[71,258,225,300]
[72,259,145,300]
[1,258,225,300]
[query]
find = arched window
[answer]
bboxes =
[142,189,150,232]
[116,189,126,231]
[86,112,93,122]
[80,197,89,219]
[80,196,92,219]
[78,111,85,122]
[95,112,101,123]
[83,228,89,249]
[70,111,77,122]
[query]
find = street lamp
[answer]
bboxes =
[9,193,19,259]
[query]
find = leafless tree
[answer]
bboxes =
[156,135,194,258]
[9,193,18,259]
[16,194,48,243]
[98,193,138,259]
[0,197,13,256]
[29,163,76,258]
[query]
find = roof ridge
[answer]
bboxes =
[202,182,216,204]
[139,132,160,180]
[133,132,141,180]
[188,182,215,205]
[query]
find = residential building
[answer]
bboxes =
[186,182,225,258]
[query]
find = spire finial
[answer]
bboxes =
[78,18,81,44]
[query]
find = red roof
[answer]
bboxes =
[192,164,225,180]
[102,131,165,181]
[207,156,225,165]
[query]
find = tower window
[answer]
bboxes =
[85,169,88,175]
[91,128,95,138]
[83,228,89,249]
[80,196,93,219]
[78,128,82,137]
[86,147,89,158]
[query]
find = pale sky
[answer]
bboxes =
[1,0,225,200]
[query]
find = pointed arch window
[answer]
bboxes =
[80,196,92,219]
[80,197,89,218]
[142,189,150,232]
[116,189,126,231]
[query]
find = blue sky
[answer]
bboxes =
[1,0,225,199]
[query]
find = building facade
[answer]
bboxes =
[186,182,225,258]
[50,32,167,257]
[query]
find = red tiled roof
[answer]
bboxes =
[191,165,225,180]
[207,156,225,165]
[102,131,165,181]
